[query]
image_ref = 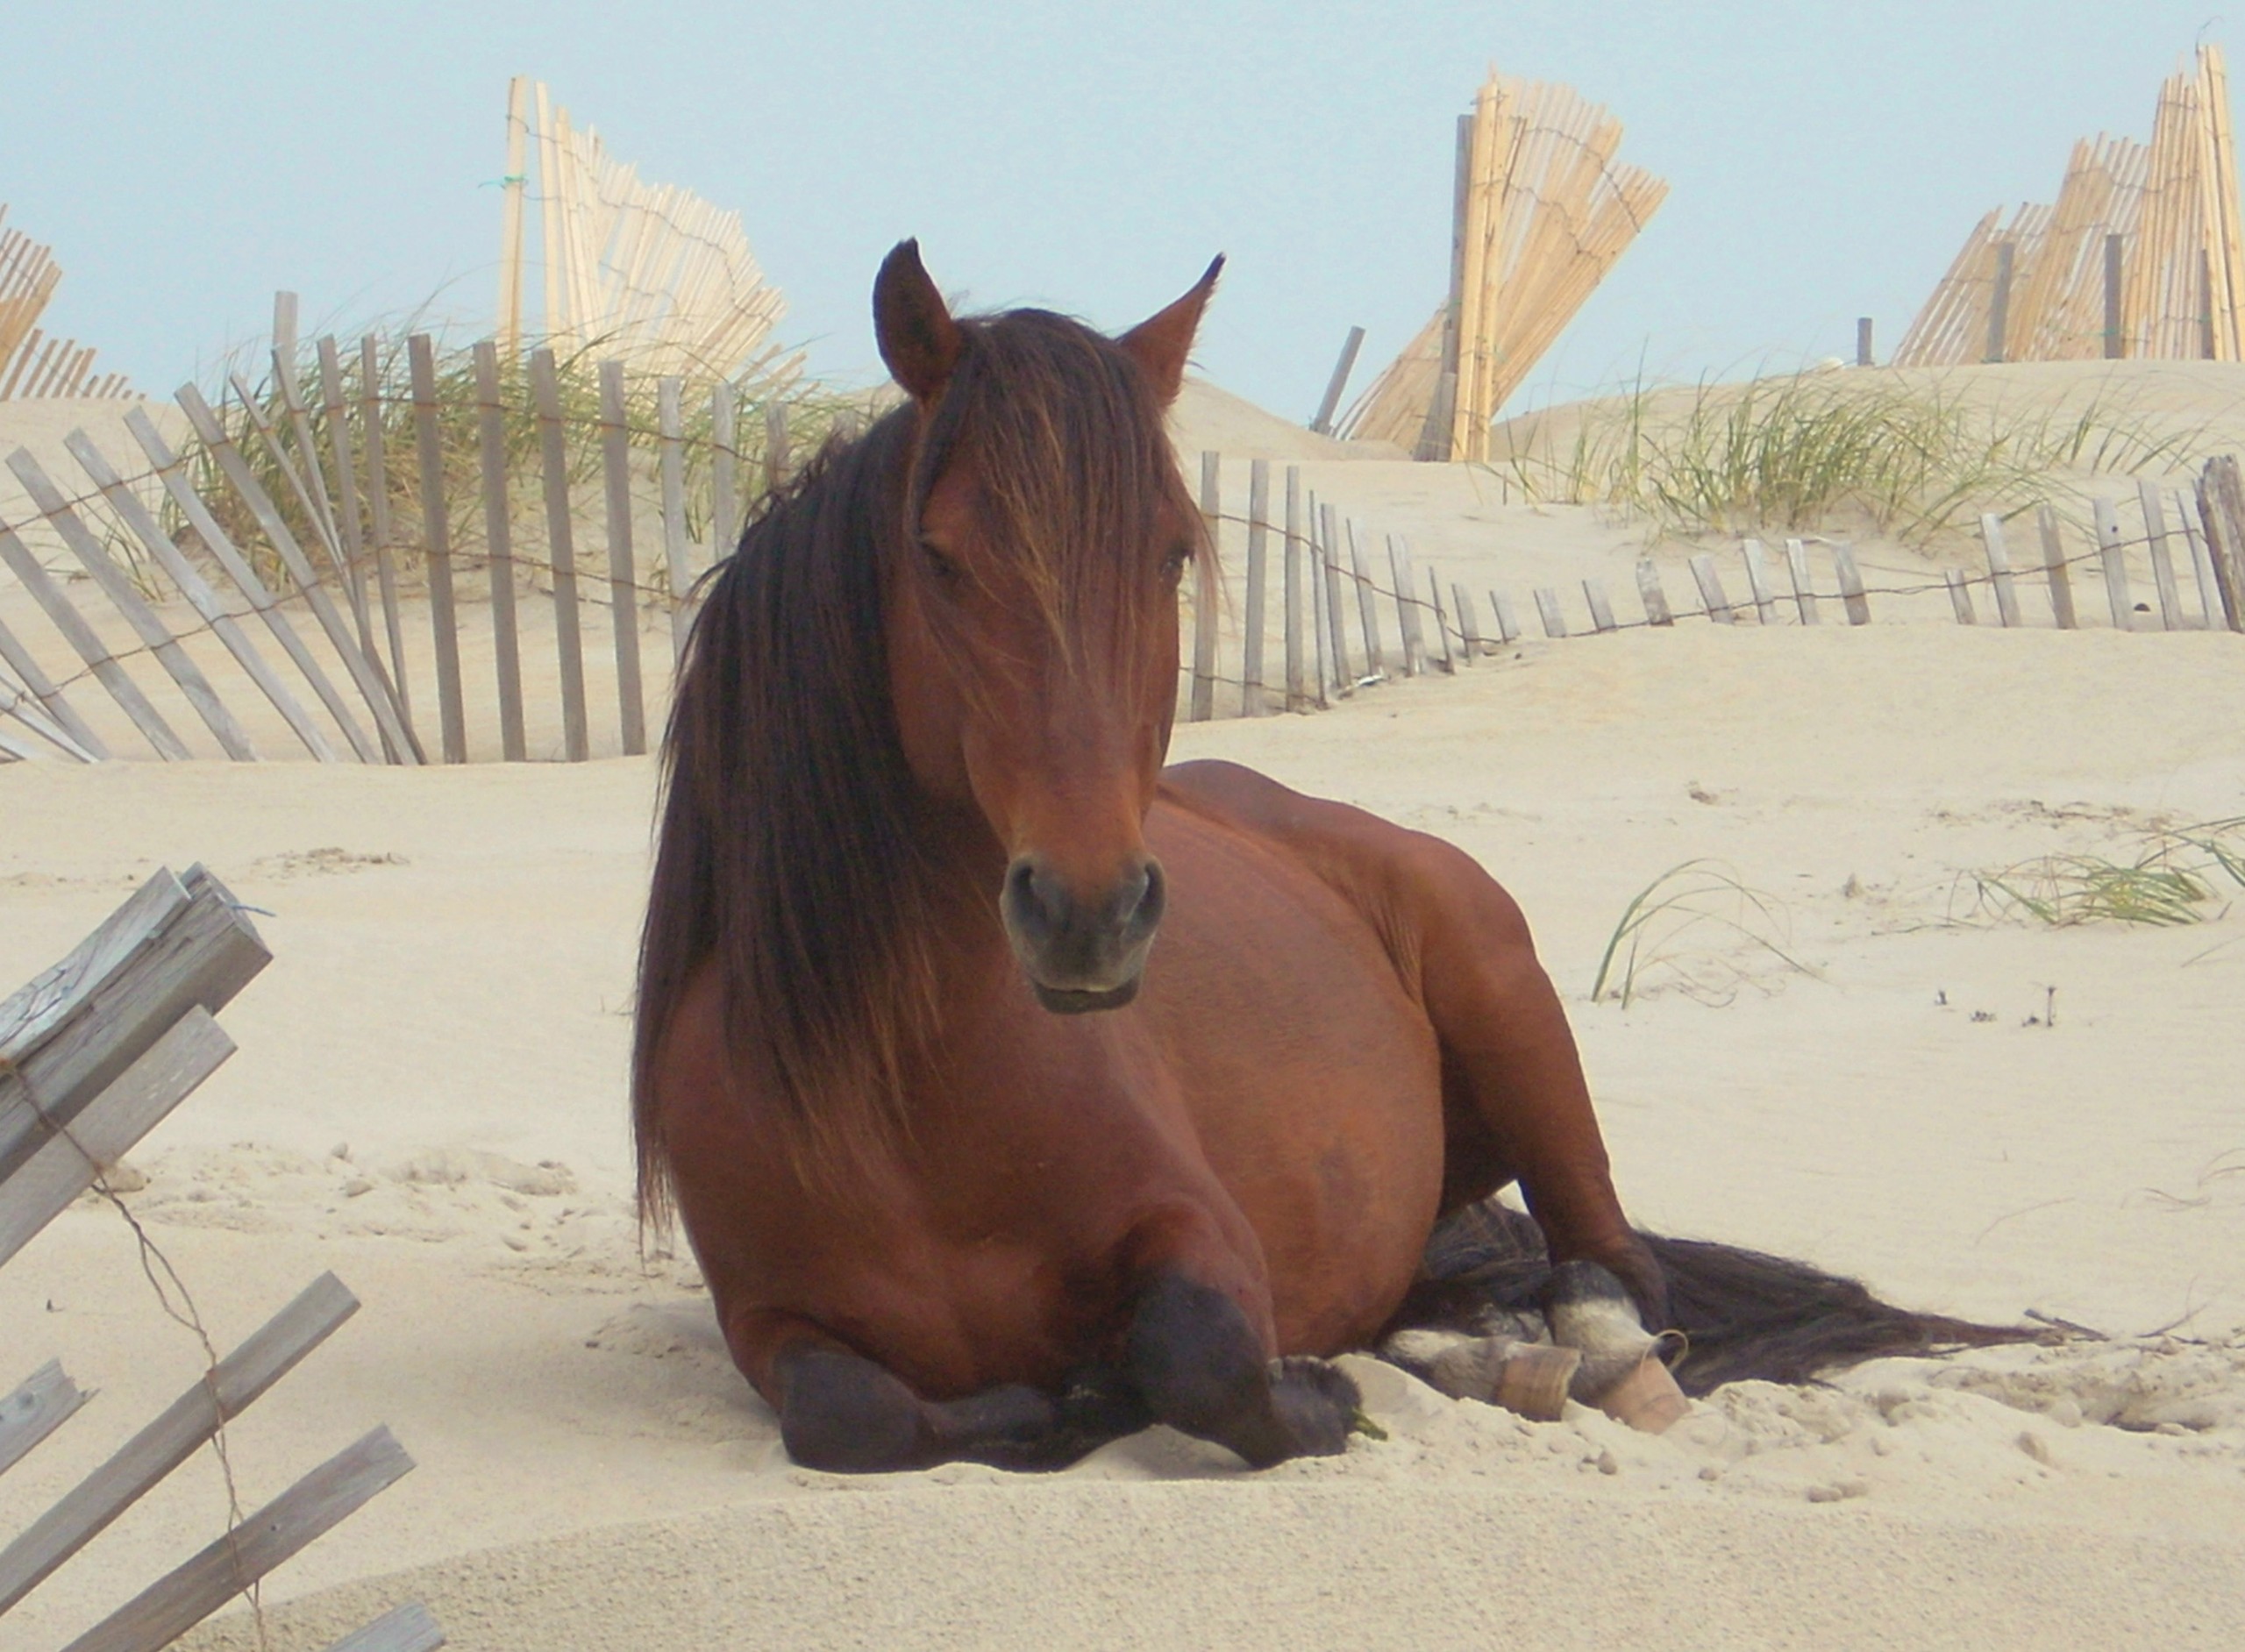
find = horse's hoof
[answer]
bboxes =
[1544,1260,1662,1398]
[1270,1356,1358,1457]
[1594,1350,1690,1435]
[1491,1341,1582,1421]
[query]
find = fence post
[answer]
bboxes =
[2035,505,2077,629]
[1740,538,1777,623]
[1687,553,1735,623]
[1944,569,1977,624]
[1635,559,1673,626]
[531,347,591,759]
[2137,478,2182,631]
[1242,459,1269,715]
[1306,504,1329,708]
[2092,496,2134,630]
[1533,587,1568,638]
[1428,571,1456,666]
[1283,466,1305,709]
[1978,512,2020,627]
[1345,519,1385,677]
[1387,536,1424,673]
[1581,577,1617,633]
[1192,452,1219,719]
[600,361,647,757]
[2103,233,2125,360]
[2197,456,2245,631]
[1319,502,1353,693]
[407,336,468,763]
[1489,590,1522,645]
[1784,537,1820,624]
[1453,581,1481,659]
[474,342,528,761]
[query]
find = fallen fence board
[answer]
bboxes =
[59,1423,411,1652]
[0,1008,233,1271]
[324,1601,445,1652]
[0,865,269,1186]
[0,1273,360,1615]
[0,1361,90,1479]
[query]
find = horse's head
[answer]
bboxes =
[874,240,1218,1014]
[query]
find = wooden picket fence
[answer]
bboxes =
[0,869,441,1650]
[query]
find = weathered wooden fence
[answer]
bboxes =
[0,868,441,1651]
[2,312,2241,765]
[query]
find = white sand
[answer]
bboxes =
[2,378,2243,1648]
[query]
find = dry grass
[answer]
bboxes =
[1590,858,1820,1008]
[1956,818,2245,928]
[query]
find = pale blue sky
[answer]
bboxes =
[6,2,2231,418]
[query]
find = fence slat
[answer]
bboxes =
[0,1362,90,1479]
[1784,538,1820,625]
[324,1601,445,1652]
[2196,457,2245,631]
[5,449,257,758]
[0,1273,360,1617]
[1687,553,1735,623]
[1489,590,1521,645]
[1740,539,1776,623]
[1429,572,1457,666]
[1345,518,1384,677]
[763,402,790,497]
[407,337,467,763]
[2092,496,2134,630]
[1944,568,1978,624]
[0,1008,233,1271]
[228,368,351,591]
[2177,487,2225,629]
[604,364,648,755]
[1305,513,1329,709]
[473,344,528,761]
[1581,577,1617,634]
[173,385,419,762]
[68,432,333,762]
[313,338,376,665]
[1242,459,1268,716]
[1978,512,2021,627]
[0,601,109,758]
[1191,452,1219,719]
[1318,502,1352,693]
[1455,581,1483,659]
[1282,466,1305,709]
[531,348,591,761]
[1635,559,1673,627]
[0,662,98,762]
[1387,537,1425,674]
[710,380,739,566]
[0,520,189,759]
[59,1424,411,1652]
[2137,479,2182,631]
[659,377,691,673]
[358,336,415,730]
[124,409,377,762]
[1831,544,1871,625]
[2035,505,2077,630]
[1533,586,1567,639]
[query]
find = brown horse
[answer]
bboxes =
[633,244,1998,1473]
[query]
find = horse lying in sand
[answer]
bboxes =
[632,244,2026,1471]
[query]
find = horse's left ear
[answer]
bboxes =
[1118,255,1223,405]
[874,239,965,403]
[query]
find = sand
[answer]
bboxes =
[2,377,2243,1648]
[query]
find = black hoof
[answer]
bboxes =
[1269,1356,1359,1458]
[779,1349,935,1472]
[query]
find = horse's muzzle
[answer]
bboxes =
[1001,853,1165,1014]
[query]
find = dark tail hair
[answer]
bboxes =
[1408,1200,2040,1395]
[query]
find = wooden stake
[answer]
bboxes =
[358,338,414,734]
[1635,559,1673,626]
[1242,459,1268,714]
[1310,326,1365,435]
[1687,553,1735,623]
[1533,587,1568,638]
[1490,590,1521,645]
[470,343,528,761]
[2137,478,2182,631]
[1740,538,1777,623]
[408,336,467,763]
[1345,517,1384,676]
[2177,486,2225,628]
[1784,538,1820,624]
[531,347,591,759]
[1978,512,2021,627]
[2036,505,2077,629]
[1319,501,1352,692]
[658,377,691,672]
[1581,577,1617,633]
[601,363,647,755]
[1944,568,1978,624]
[2092,495,2135,629]
[1283,466,1305,709]
[1832,543,1871,625]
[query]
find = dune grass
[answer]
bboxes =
[1590,858,1819,1008]
[1959,818,2245,928]
[1488,370,2212,546]
[167,324,866,598]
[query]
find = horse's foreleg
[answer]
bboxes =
[1119,1220,1359,1469]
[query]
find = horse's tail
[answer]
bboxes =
[1413,1200,2040,1397]
[1641,1231,2040,1394]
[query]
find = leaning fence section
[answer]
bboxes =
[1,310,2241,764]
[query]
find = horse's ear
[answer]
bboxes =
[1118,255,1223,405]
[874,239,964,403]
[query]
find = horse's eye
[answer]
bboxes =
[1162,545,1192,584]
[923,542,962,585]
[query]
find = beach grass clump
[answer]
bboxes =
[1491,371,2209,546]
[1959,818,2245,928]
[1591,858,1818,1008]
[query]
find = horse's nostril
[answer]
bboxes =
[1122,858,1165,938]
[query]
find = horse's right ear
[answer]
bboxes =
[874,239,964,404]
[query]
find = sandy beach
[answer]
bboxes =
[3,374,2243,1649]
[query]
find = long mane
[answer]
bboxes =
[631,306,1194,1221]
